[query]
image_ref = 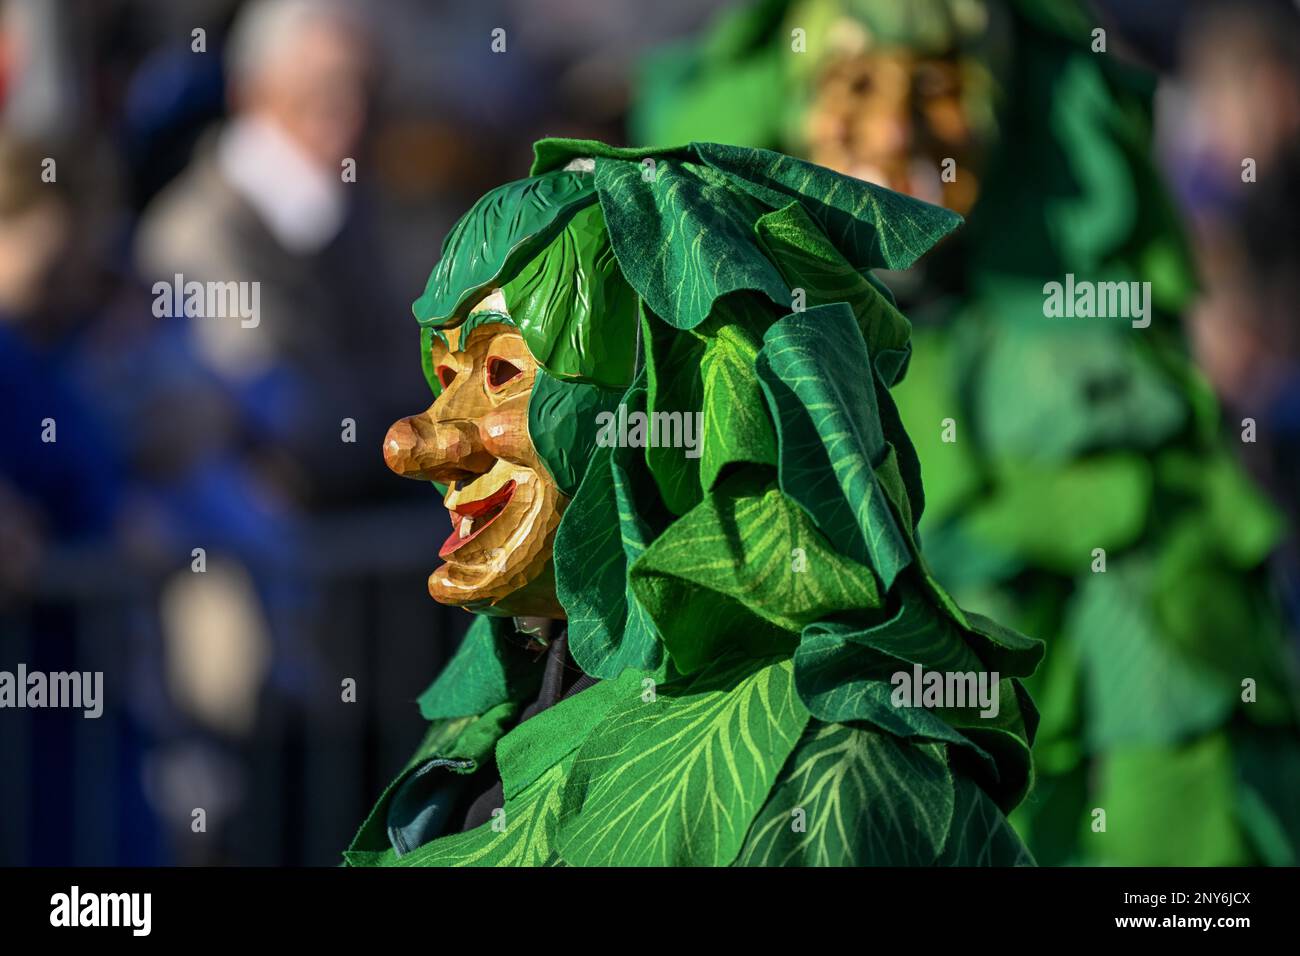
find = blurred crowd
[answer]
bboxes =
[0,0,1296,865]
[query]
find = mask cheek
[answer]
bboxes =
[479,404,537,467]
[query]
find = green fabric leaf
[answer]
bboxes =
[963,610,1045,678]
[555,655,810,866]
[1067,560,1236,750]
[753,201,912,382]
[554,384,669,679]
[413,170,597,324]
[529,138,686,177]
[345,704,520,858]
[936,774,1036,866]
[345,715,473,856]
[961,455,1153,574]
[528,369,626,497]
[495,670,642,801]
[692,142,963,272]
[757,303,913,589]
[806,578,985,674]
[643,304,706,515]
[945,678,1039,811]
[500,202,639,388]
[384,755,574,867]
[794,627,926,725]
[629,469,882,675]
[792,625,1036,809]
[525,139,961,337]
[417,616,541,720]
[789,556,1041,812]
[697,298,779,490]
[1093,734,1249,866]
[736,721,955,866]
[441,700,519,765]
[591,152,791,332]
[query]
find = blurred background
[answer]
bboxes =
[0,0,1296,866]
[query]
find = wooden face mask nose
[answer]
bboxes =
[382,410,495,485]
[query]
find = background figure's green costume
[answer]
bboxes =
[634,0,1300,865]
[345,139,1044,866]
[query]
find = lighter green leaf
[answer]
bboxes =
[630,470,881,674]
[391,757,572,867]
[555,655,810,866]
[697,300,778,490]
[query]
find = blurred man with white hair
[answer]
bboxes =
[135,0,407,508]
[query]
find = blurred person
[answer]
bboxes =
[0,135,121,561]
[1163,1,1300,635]
[134,0,409,511]
[1170,1,1300,422]
[634,0,1300,866]
[0,0,85,141]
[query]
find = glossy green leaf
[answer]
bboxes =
[693,142,963,272]
[501,202,639,388]
[792,603,1039,811]
[413,170,596,324]
[495,670,642,801]
[753,201,912,375]
[592,154,790,331]
[525,139,960,337]
[642,306,705,515]
[696,298,779,490]
[528,369,626,497]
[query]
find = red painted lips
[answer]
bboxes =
[439,480,517,558]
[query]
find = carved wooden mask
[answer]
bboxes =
[382,290,567,619]
[805,46,982,215]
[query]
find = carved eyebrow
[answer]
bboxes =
[444,309,517,353]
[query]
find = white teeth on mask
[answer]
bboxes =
[459,516,473,538]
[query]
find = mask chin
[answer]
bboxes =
[428,466,569,619]
[433,555,566,620]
